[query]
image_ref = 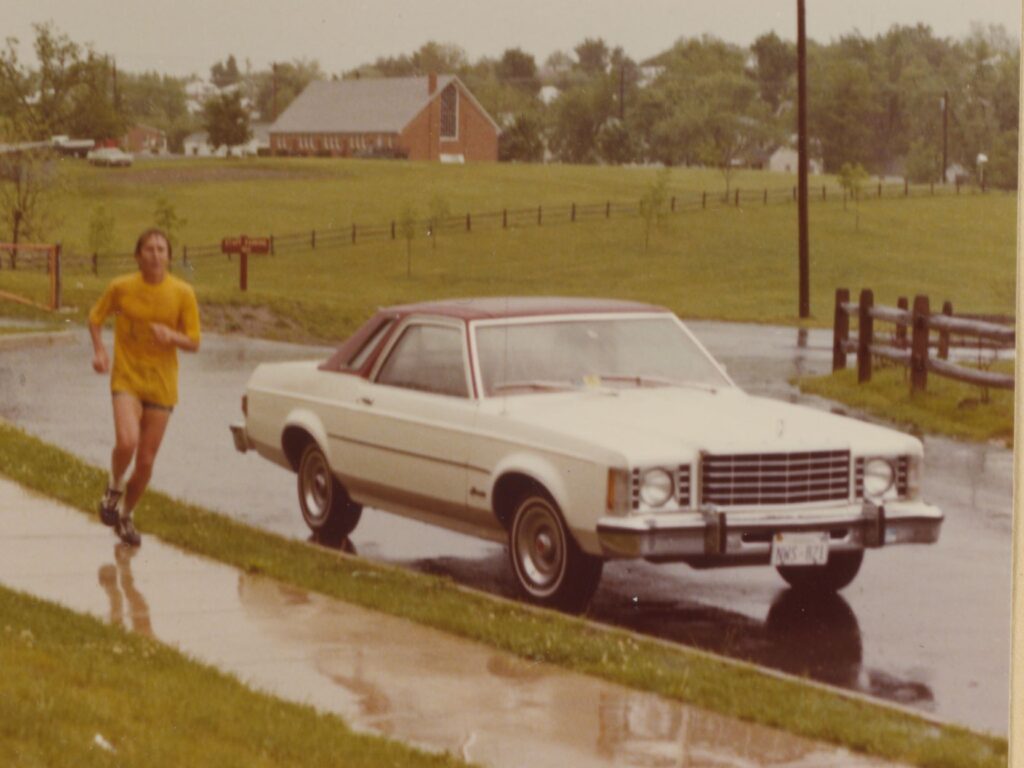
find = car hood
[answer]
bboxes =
[489,387,919,461]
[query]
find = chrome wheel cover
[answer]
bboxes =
[514,500,566,596]
[300,450,331,523]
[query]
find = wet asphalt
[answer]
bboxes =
[0,322,1012,735]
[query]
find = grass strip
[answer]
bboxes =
[797,364,1014,446]
[0,420,1007,768]
[0,586,467,767]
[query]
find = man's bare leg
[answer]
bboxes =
[116,405,171,546]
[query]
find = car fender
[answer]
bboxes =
[281,407,330,467]
[489,451,572,518]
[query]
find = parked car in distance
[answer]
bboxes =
[86,147,133,167]
[231,297,943,612]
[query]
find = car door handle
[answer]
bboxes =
[358,396,374,406]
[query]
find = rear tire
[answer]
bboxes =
[776,550,864,594]
[297,443,362,540]
[508,490,603,613]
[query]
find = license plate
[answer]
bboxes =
[771,532,829,566]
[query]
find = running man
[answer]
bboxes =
[89,227,200,546]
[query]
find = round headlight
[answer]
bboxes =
[863,458,895,499]
[640,468,674,507]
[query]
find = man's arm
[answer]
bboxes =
[89,323,110,373]
[150,323,200,352]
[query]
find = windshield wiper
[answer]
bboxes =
[596,374,719,393]
[490,379,577,394]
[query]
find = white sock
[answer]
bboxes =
[109,472,126,493]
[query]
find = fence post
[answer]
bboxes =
[537,205,542,226]
[896,297,909,348]
[857,289,874,384]
[239,247,248,292]
[466,213,471,232]
[822,185,826,201]
[832,288,850,371]
[391,221,395,240]
[910,295,930,393]
[352,224,356,244]
[92,252,98,276]
[503,209,507,228]
[938,300,953,360]
[877,182,882,198]
[763,189,768,205]
[311,229,316,249]
[702,191,707,209]
[734,189,740,207]
[571,203,576,222]
[270,236,275,255]
[671,196,676,212]
[606,201,611,218]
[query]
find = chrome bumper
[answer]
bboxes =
[596,500,943,561]
[229,422,252,453]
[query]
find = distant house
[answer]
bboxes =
[767,142,823,175]
[269,74,499,162]
[183,131,217,157]
[123,125,167,155]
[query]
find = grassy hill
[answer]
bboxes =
[1,157,1015,342]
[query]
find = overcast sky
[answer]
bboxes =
[3,0,1020,77]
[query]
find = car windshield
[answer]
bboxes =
[474,315,732,396]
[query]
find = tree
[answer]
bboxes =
[750,32,795,113]
[904,139,939,184]
[985,129,1018,190]
[496,48,540,94]
[548,81,615,163]
[153,197,187,253]
[0,148,62,255]
[837,162,869,230]
[427,194,451,250]
[87,205,115,258]
[499,114,544,162]
[639,168,670,253]
[412,42,468,74]
[0,23,124,141]
[210,55,240,88]
[596,118,636,165]
[574,38,610,77]
[203,91,250,151]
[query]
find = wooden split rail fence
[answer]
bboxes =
[832,288,1015,393]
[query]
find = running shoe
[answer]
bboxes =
[115,514,141,547]
[98,487,122,527]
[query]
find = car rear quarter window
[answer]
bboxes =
[376,324,469,398]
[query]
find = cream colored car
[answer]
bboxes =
[231,298,942,612]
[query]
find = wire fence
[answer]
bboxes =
[18,179,1001,279]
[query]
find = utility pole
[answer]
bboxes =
[797,0,810,318]
[271,62,278,122]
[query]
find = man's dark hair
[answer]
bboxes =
[134,228,172,261]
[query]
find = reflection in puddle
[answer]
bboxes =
[234,572,893,768]
[97,543,153,637]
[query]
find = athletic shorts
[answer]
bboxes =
[112,390,174,413]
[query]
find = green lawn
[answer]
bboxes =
[0,421,1008,768]
[0,587,468,768]
[2,159,1015,343]
[798,361,1015,445]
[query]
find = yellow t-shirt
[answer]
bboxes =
[89,272,201,407]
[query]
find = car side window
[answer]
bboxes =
[376,324,469,398]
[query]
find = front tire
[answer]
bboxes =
[508,491,603,613]
[297,443,362,540]
[776,550,864,594]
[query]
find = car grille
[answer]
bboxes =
[700,450,851,507]
[854,456,909,498]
